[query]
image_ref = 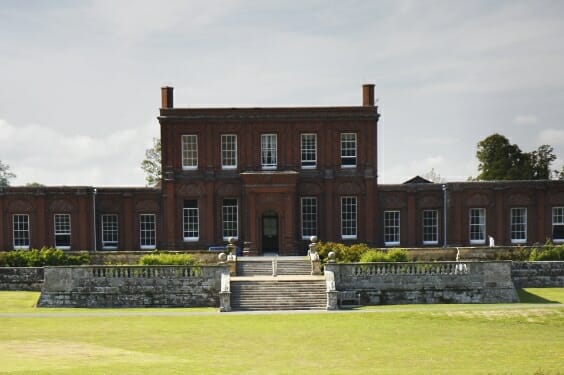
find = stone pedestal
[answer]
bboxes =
[326,290,338,310]
[219,291,231,312]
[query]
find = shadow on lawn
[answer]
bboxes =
[517,289,560,304]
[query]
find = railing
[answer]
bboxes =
[90,266,203,278]
[349,262,470,277]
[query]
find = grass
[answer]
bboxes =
[0,289,563,374]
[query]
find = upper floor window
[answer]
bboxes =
[261,134,277,169]
[301,133,317,169]
[182,134,198,170]
[221,134,237,169]
[469,208,486,244]
[341,133,357,168]
[422,210,438,245]
[101,214,118,249]
[510,208,527,244]
[54,214,71,250]
[222,199,238,239]
[140,214,156,249]
[13,214,30,250]
[341,196,357,239]
[183,200,199,241]
[384,210,400,246]
[553,207,564,243]
[301,197,318,239]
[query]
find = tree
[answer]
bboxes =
[0,160,16,187]
[475,133,558,181]
[422,168,446,183]
[25,182,45,187]
[141,138,161,186]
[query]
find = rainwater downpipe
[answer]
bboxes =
[93,188,97,252]
[442,184,447,248]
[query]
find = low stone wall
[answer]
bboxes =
[325,261,518,305]
[511,262,564,288]
[0,267,44,291]
[38,265,229,308]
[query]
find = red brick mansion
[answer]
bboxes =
[1,85,563,255]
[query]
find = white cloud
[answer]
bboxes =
[538,128,564,146]
[513,115,538,125]
[0,118,158,186]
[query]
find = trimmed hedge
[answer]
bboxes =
[316,241,408,263]
[0,248,90,267]
[138,253,200,266]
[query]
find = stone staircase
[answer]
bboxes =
[230,257,327,311]
[236,257,312,276]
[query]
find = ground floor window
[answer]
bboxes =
[101,214,118,249]
[13,214,30,249]
[54,214,71,249]
[422,210,438,245]
[384,210,400,246]
[510,208,527,244]
[140,214,156,249]
[341,196,357,239]
[553,207,564,242]
[469,208,486,244]
[301,197,317,239]
[183,200,199,241]
[222,199,238,239]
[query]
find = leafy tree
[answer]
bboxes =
[25,182,45,187]
[141,138,161,186]
[422,168,446,183]
[475,133,558,181]
[0,160,16,187]
[554,165,564,180]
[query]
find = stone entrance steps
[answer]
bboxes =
[236,257,311,276]
[230,276,327,311]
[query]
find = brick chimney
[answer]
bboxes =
[161,86,174,108]
[362,84,375,106]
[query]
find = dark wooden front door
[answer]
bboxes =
[262,214,278,253]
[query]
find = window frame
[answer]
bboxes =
[300,133,317,169]
[510,208,527,244]
[261,133,278,169]
[101,214,119,250]
[301,197,318,240]
[183,200,199,242]
[552,207,564,243]
[54,213,71,250]
[340,132,357,168]
[341,196,357,240]
[221,134,237,170]
[12,214,30,250]
[384,210,401,246]
[181,134,198,170]
[139,214,156,250]
[422,210,438,245]
[222,199,238,240]
[469,208,486,245]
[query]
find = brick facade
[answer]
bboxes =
[1,84,564,254]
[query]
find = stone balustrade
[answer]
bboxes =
[38,265,228,308]
[325,261,518,307]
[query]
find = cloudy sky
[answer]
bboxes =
[1,0,563,186]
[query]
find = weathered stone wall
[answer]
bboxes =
[38,265,228,308]
[0,267,44,291]
[511,262,564,288]
[325,261,518,305]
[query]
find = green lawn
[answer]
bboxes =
[1,289,563,374]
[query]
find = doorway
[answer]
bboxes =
[262,214,279,254]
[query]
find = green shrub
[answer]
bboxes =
[494,246,531,261]
[0,252,7,267]
[2,248,91,267]
[317,242,408,263]
[529,243,564,261]
[359,248,409,263]
[138,253,200,266]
